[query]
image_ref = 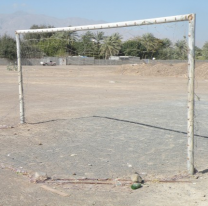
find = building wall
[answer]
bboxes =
[1,58,208,66]
[0,58,15,65]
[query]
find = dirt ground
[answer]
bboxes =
[119,62,208,79]
[0,63,208,206]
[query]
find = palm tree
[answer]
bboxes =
[78,31,95,56]
[92,31,105,44]
[53,28,78,45]
[202,42,208,59]
[100,33,122,59]
[174,40,188,59]
[45,27,78,56]
[92,31,105,58]
[157,38,174,60]
[161,38,172,48]
[141,33,162,58]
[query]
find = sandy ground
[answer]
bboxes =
[0,64,208,206]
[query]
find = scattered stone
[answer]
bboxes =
[73,173,76,175]
[115,179,122,186]
[70,154,77,157]
[31,172,48,183]
[127,163,132,168]
[0,163,5,168]
[88,164,92,166]
[131,173,143,183]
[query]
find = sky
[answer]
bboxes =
[1,0,207,47]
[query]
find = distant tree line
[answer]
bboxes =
[0,24,208,60]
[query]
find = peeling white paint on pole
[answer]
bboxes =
[187,14,196,175]
[16,33,25,124]
[15,14,190,34]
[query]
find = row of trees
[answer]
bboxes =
[0,24,208,60]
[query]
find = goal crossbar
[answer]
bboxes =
[16,14,192,34]
[15,14,196,175]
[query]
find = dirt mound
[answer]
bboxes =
[117,62,208,79]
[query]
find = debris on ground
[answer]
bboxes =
[30,172,48,183]
[130,172,143,183]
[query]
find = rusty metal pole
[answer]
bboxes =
[16,33,25,124]
[187,14,196,175]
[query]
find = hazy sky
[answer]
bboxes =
[1,0,207,47]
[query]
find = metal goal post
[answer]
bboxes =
[15,14,196,175]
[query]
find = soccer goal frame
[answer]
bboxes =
[15,14,196,175]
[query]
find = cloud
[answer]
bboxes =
[12,3,18,8]
[12,3,27,9]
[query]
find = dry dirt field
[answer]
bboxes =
[0,63,208,206]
